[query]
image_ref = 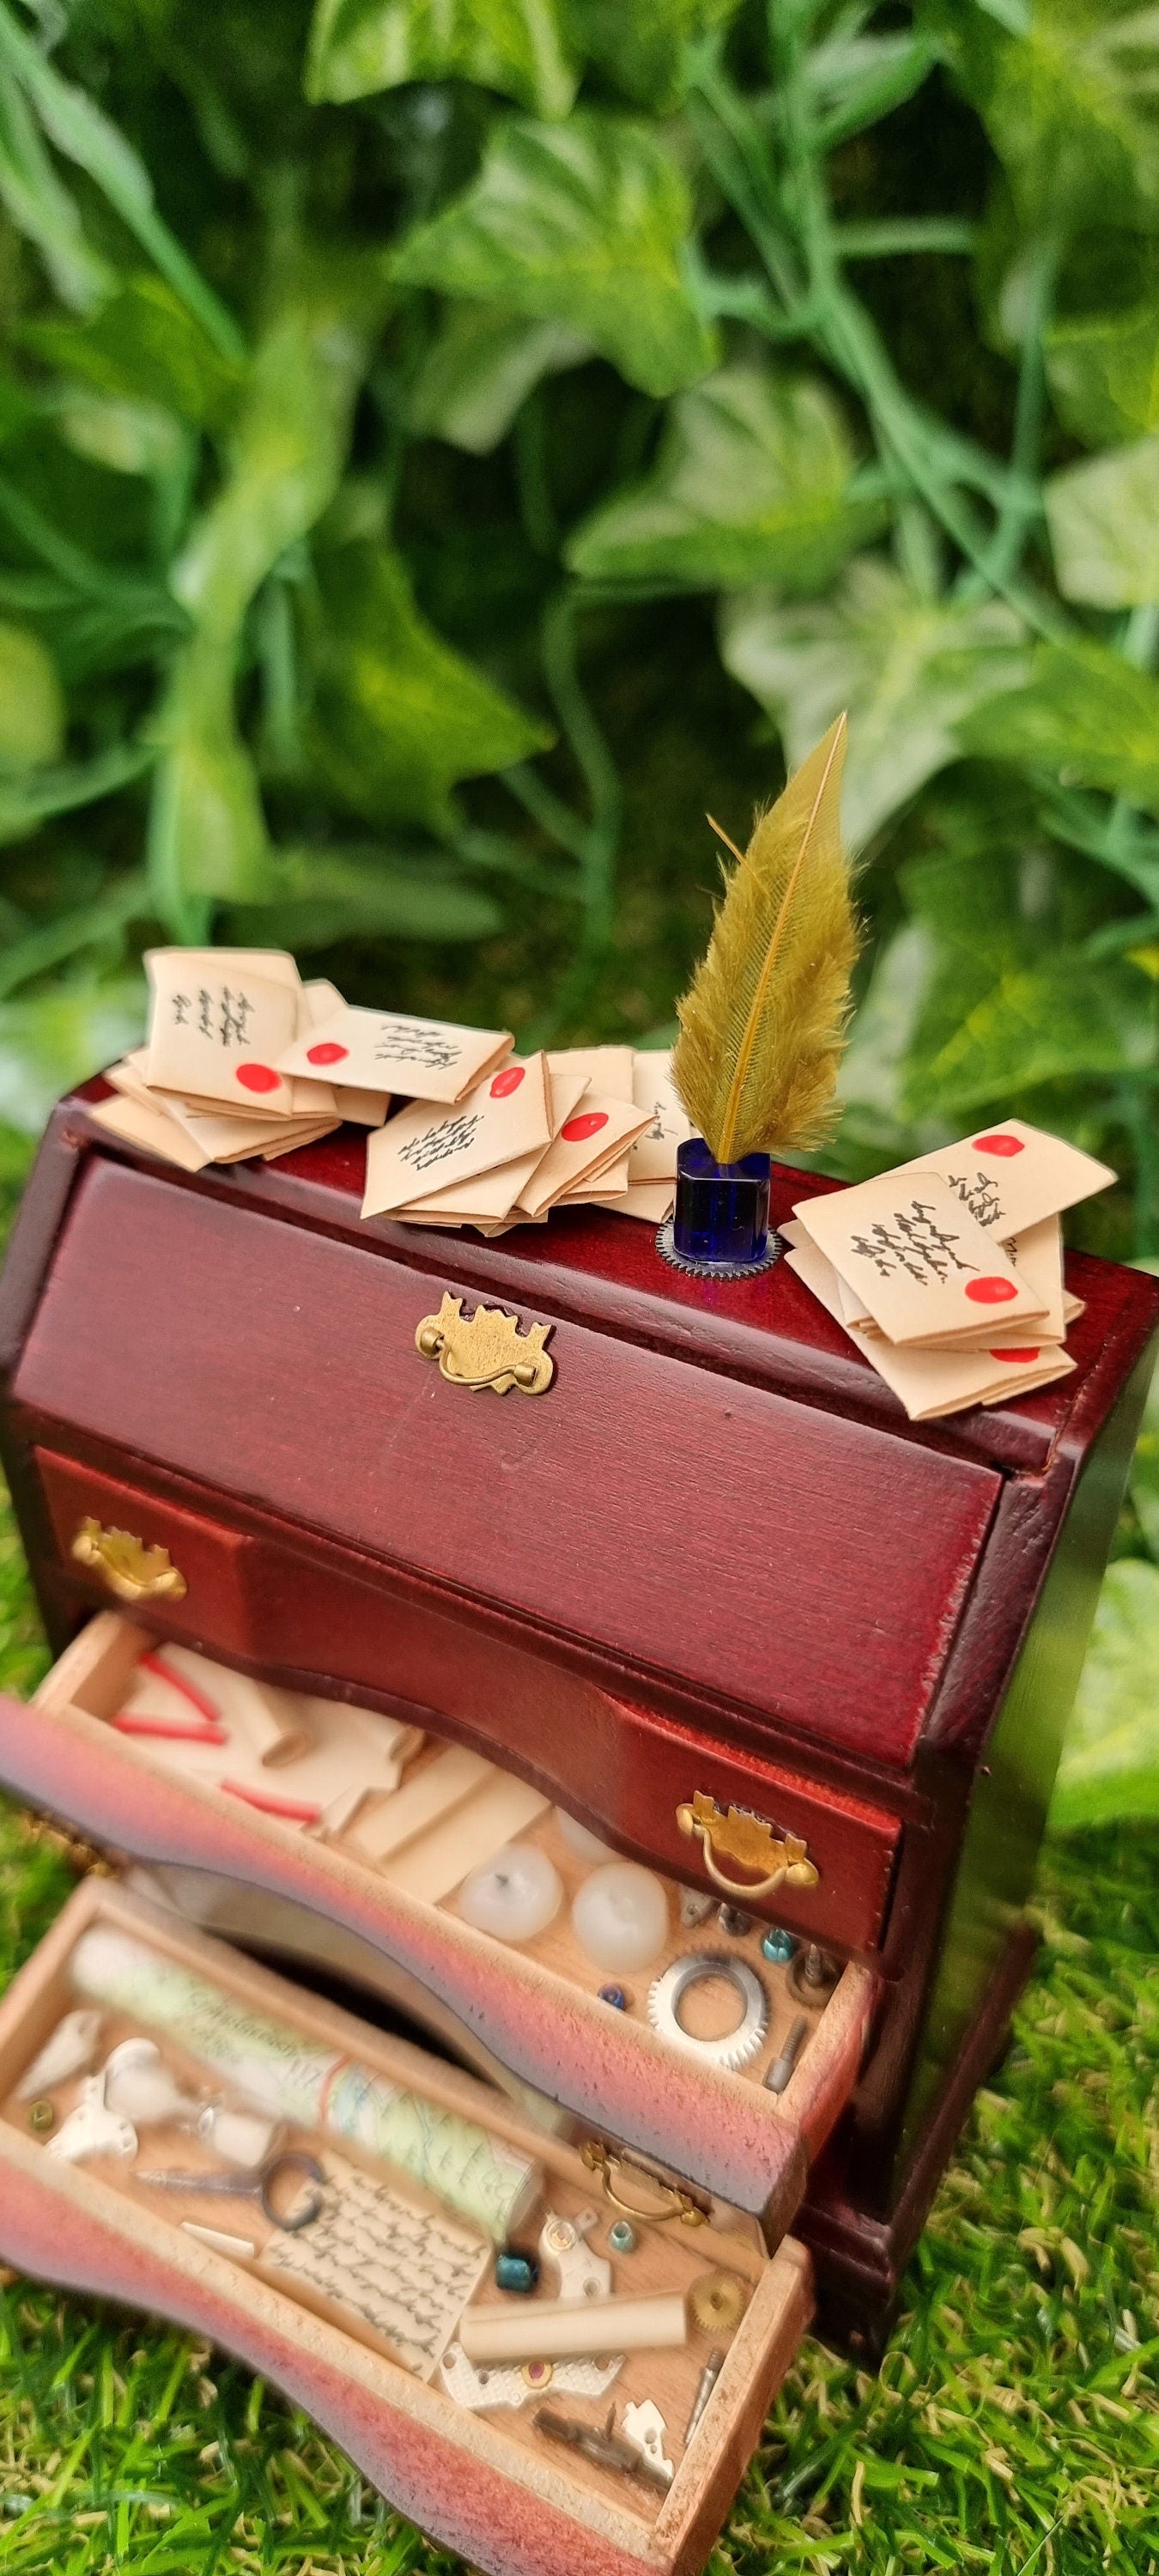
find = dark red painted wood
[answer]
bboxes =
[15,1156,1003,1772]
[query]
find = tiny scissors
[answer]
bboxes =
[137,2148,325,2231]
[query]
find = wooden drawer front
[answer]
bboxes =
[0,1880,814,2576]
[36,1449,260,1656]
[32,1448,901,1956]
[0,1626,879,2225]
[15,1156,1003,1769]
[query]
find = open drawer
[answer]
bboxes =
[0,1877,815,2576]
[0,1615,877,2233]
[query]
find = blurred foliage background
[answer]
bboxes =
[0,0,1158,1795]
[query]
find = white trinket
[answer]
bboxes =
[571,1863,669,1972]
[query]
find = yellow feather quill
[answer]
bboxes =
[671,714,858,1165]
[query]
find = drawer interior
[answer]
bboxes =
[24,1614,877,2208]
[0,1879,813,2576]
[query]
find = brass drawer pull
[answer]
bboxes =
[580,2141,707,2229]
[416,1294,554,1395]
[71,1516,187,1604]
[677,1791,819,1901]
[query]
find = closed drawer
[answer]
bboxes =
[0,1876,815,2576]
[33,1449,902,1957]
[0,1616,880,2224]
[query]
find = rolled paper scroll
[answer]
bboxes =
[70,1925,539,2244]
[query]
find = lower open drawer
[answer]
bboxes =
[0,1878,814,2576]
[0,1614,877,2230]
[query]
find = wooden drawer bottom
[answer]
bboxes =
[0,1615,877,2228]
[0,1879,814,2576]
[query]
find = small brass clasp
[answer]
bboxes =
[71,1516,187,1605]
[580,2140,708,2229]
[416,1294,554,1395]
[677,1791,819,1901]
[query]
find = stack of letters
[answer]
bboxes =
[94,949,691,1230]
[783,1121,1114,1419]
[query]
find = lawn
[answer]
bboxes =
[0,1468,1156,2572]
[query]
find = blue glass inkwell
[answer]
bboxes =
[657,1138,781,1279]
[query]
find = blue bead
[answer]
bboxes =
[598,1984,628,2010]
[495,2251,538,2294]
[609,2221,636,2254]
[762,1927,798,1965]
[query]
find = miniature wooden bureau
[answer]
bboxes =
[0,1078,1156,2372]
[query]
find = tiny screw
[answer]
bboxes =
[762,1926,798,1965]
[598,1984,629,2010]
[27,2100,54,2136]
[608,2220,637,2254]
[718,1905,752,1939]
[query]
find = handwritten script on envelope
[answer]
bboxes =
[145,949,300,1113]
[276,1003,513,1104]
[899,1120,1115,1237]
[793,1171,1047,1346]
[362,1054,551,1216]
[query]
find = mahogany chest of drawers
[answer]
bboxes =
[0,1077,1154,2572]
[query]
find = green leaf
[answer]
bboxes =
[306,0,577,117]
[0,54,111,312]
[153,264,385,914]
[305,538,553,832]
[961,640,1159,817]
[565,0,743,111]
[1051,1558,1159,1829]
[0,976,145,1134]
[408,302,591,453]
[0,740,150,845]
[1047,301,1159,447]
[228,845,502,945]
[1129,1348,1159,1559]
[930,0,1159,234]
[806,30,938,150]
[567,365,883,592]
[391,111,718,398]
[1046,436,1159,607]
[720,555,1029,847]
[22,276,243,432]
[0,0,244,361]
[52,392,187,482]
[0,621,64,766]
[911,951,1156,1116]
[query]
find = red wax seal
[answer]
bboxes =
[989,1347,1041,1362]
[490,1066,525,1097]
[306,1041,349,1066]
[972,1131,1023,1155]
[561,1110,609,1142]
[235,1063,280,1094]
[965,1275,1019,1303]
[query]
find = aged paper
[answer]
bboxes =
[362,1055,551,1217]
[301,981,390,1126]
[627,1051,693,1184]
[277,1002,513,1103]
[898,1120,1115,1236]
[793,1171,1046,1346]
[394,1063,590,1224]
[780,1223,1074,1419]
[517,1093,651,1218]
[145,951,301,1114]
[258,2152,490,2376]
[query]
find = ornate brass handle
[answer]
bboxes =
[677,1791,819,1902]
[579,2141,707,2229]
[416,1293,554,1396]
[71,1516,187,1604]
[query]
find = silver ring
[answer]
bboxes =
[646,1953,768,2070]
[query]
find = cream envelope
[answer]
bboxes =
[516,1093,651,1219]
[780,1224,1074,1419]
[627,1052,694,1184]
[362,1054,550,1216]
[837,1210,1068,1348]
[145,948,309,1117]
[549,1045,636,1194]
[396,1065,591,1224]
[899,1119,1115,1237]
[277,1002,513,1104]
[793,1171,1046,1346]
[107,1052,325,1163]
[91,1090,213,1172]
[597,1181,677,1221]
[259,1121,342,1160]
[301,981,390,1127]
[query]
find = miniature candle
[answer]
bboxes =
[571,1864,669,1972]
[458,1844,562,1942]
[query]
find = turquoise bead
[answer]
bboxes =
[762,1926,798,1965]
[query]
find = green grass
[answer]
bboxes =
[0,1498,1156,2572]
